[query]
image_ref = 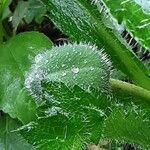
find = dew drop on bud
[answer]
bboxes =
[62,72,67,77]
[71,67,80,74]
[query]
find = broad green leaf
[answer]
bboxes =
[20,115,86,150]
[19,82,111,150]
[102,108,150,149]
[98,0,150,50]
[0,32,53,123]
[25,43,111,103]
[42,0,150,90]
[41,81,111,117]
[0,114,35,150]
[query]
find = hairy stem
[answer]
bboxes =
[110,78,150,103]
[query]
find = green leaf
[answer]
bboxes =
[41,81,111,117]
[0,0,8,18]
[12,0,46,29]
[20,115,86,150]
[42,0,150,90]
[19,82,111,150]
[12,0,29,32]
[1,0,11,20]
[102,108,150,149]
[24,0,46,24]
[0,114,35,150]
[0,32,53,123]
[99,0,150,50]
[25,43,111,103]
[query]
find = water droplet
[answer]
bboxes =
[75,97,80,100]
[84,60,87,64]
[27,126,32,131]
[35,73,40,78]
[71,67,80,74]
[89,45,93,49]
[25,77,32,89]
[61,64,65,67]
[25,122,35,132]
[90,67,94,71]
[62,72,67,77]
[44,59,48,64]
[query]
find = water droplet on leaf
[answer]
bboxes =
[62,72,67,77]
[71,67,80,74]
[90,67,94,71]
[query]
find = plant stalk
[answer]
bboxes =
[110,78,150,103]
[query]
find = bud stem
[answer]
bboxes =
[110,78,150,103]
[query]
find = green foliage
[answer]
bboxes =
[1,0,11,20]
[19,81,111,150]
[0,0,150,150]
[103,108,150,148]
[42,0,150,90]
[23,0,46,24]
[12,0,46,32]
[0,0,47,38]
[0,114,35,150]
[25,43,111,104]
[0,32,53,123]
[12,0,29,32]
[96,0,150,50]
[0,0,8,19]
